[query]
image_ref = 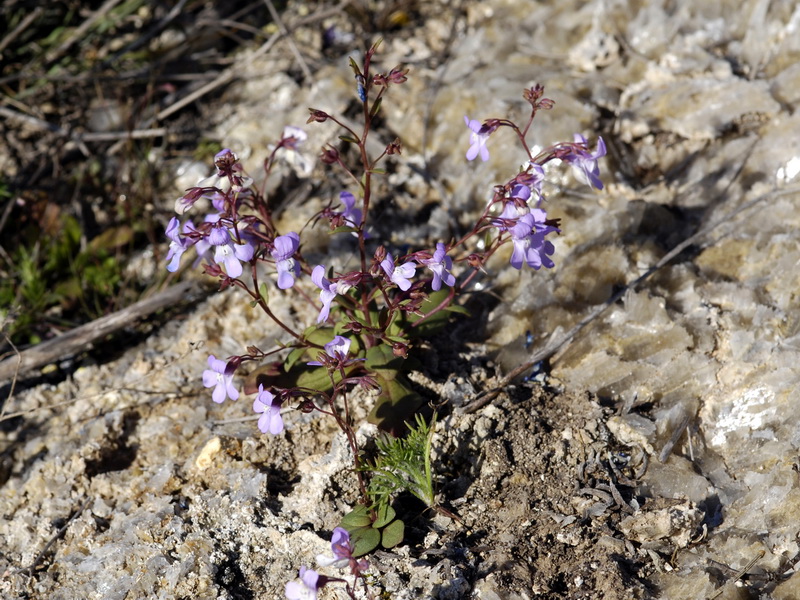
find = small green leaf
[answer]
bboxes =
[258,283,270,304]
[341,505,372,528]
[348,56,361,76]
[350,527,380,557]
[368,168,386,175]
[373,504,396,528]
[284,347,306,371]
[88,225,133,251]
[381,519,405,549]
[339,135,360,144]
[445,304,471,316]
[330,225,358,235]
[369,97,382,117]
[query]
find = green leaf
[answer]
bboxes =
[403,289,456,338]
[381,519,405,549]
[373,504,396,528]
[365,344,404,374]
[349,526,380,557]
[258,283,269,305]
[339,135,359,144]
[330,225,358,235]
[445,304,471,316]
[340,505,372,528]
[348,56,362,77]
[88,225,133,251]
[369,97,382,117]
[368,373,423,435]
[284,346,306,371]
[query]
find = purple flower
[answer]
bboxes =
[508,209,558,270]
[285,566,321,600]
[380,255,416,291]
[253,384,283,435]
[165,217,193,272]
[208,222,255,278]
[316,527,367,574]
[337,191,363,228]
[281,125,307,150]
[311,265,352,323]
[272,232,301,289]
[564,134,606,190]
[202,355,239,404]
[420,243,455,291]
[512,184,532,203]
[308,335,352,366]
[464,116,492,162]
[519,163,546,200]
[317,527,352,568]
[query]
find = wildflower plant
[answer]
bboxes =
[164,40,604,598]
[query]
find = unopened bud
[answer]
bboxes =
[321,145,340,164]
[386,138,402,155]
[307,108,330,123]
[344,321,363,334]
[467,254,484,269]
[298,398,316,413]
[392,342,409,358]
[388,66,409,84]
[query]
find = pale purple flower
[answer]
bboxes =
[209,191,226,212]
[508,209,558,270]
[337,191,363,228]
[510,229,555,270]
[253,384,283,435]
[165,217,193,272]
[420,243,455,291]
[285,566,321,600]
[565,134,606,190]
[380,255,416,291]
[464,116,492,162]
[308,335,352,366]
[311,265,352,323]
[208,222,255,278]
[493,203,528,234]
[520,163,546,200]
[316,527,352,568]
[202,354,239,404]
[281,125,307,149]
[272,232,301,289]
[316,527,368,574]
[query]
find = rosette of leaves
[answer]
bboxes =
[339,504,405,558]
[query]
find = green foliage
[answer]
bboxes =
[1,213,124,346]
[337,414,437,557]
[339,504,405,557]
[365,413,437,510]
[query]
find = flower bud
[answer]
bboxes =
[392,342,409,358]
[320,145,340,164]
[467,253,484,269]
[388,66,409,84]
[386,138,402,155]
[307,108,330,123]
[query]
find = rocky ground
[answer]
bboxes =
[2,1,800,598]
